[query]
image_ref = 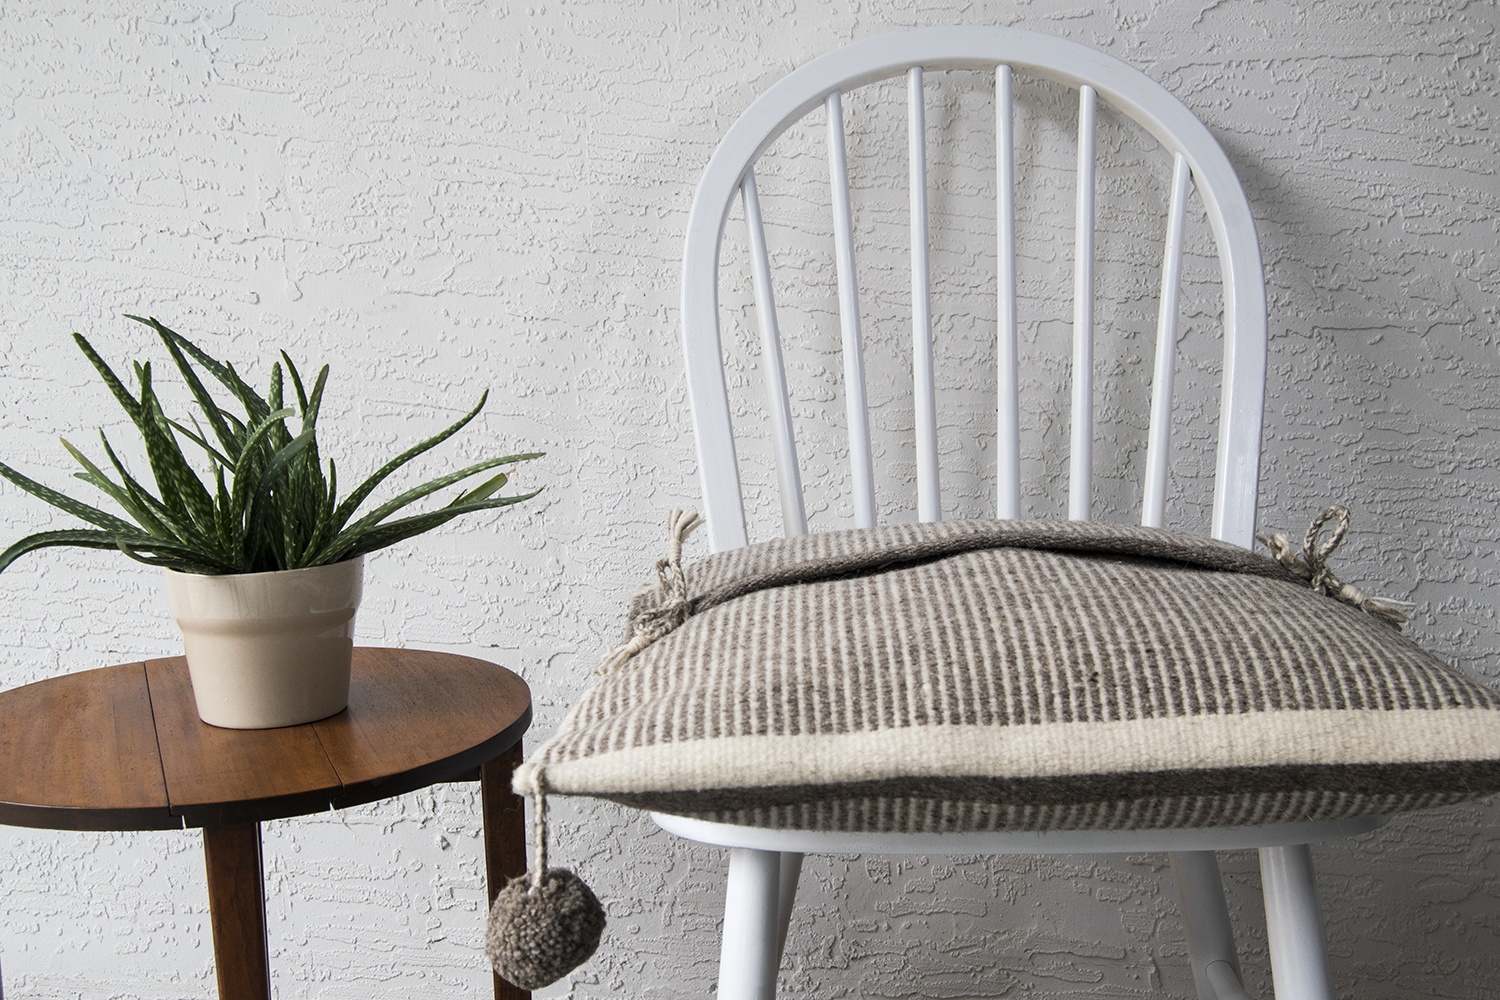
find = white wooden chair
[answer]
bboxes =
[659,26,1379,1000]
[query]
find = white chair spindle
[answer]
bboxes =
[995,64,1021,521]
[742,170,810,537]
[1142,153,1191,529]
[909,66,940,524]
[826,88,877,529]
[1069,84,1097,522]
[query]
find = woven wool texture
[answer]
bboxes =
[485,868,607,990]
[520,520,1500,833]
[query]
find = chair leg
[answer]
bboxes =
[1169,851,1251,1000]
[718,848,784,1000]
[775,852,804,963]
[1259,845,1334,1000]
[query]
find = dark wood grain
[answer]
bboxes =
[0,662,175,830]
[314,647,531,810]
[145,657,344,827]
[482,741,531,1000]
[203,823,271,1000]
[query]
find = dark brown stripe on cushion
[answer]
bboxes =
[666,791,1473,834]
[630,518,1306,627]
[604,759,1500,818]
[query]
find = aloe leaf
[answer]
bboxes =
[59,438,160,533]
[222,361,271,427]
[0,529,138,573]
[136,316,241,460]
[253,429,315,496]
[298,365,328,489]
[334,454,541,541]
[239,428,315,547]
[296,460,339,568]
[71,329,143,419]
[213,464,236,555]
[167,416,234,469]
[227,407,298,518]
[0,461,141,534]
[217,407,249,441]
[235,407,299,466]
[112,536,239,574]
[131,363,186,525]
[331,391,492,531]
[319,489,542,564]
[130,316,271,425]
[267,364,294,452]
[72,334,143,422]
[281,351,309,413]
[95,431,186,540]
[268,362,285,418]
[137,369,217,532]
[451,468,509,506]
[303,365,329,431]
[0,528,235,575]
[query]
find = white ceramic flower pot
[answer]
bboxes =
[162,557,364,729]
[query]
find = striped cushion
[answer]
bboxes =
[519,519,1500,833]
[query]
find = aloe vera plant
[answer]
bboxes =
[0,316,542,575]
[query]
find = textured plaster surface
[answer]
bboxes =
[0,1,1497,997]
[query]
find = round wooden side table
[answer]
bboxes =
[0,646,533,1000]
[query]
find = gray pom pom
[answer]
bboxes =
[486,867,606,989]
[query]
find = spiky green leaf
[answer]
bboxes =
[129,315,271,426]
[334,454,540,542]
[0,528,235,575]
[71,333,142,422]
[321,489,542,564]
[331,391,491,531]
[451,469,509,506]
[0,461,141,534]
[59,438,164,534]
[228,407,299,521]
[137,316,242,460]
[136,368,217,535]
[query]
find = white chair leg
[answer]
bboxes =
[1259,844,1334,1000]
[775,852,804,962]
[1169,850,1251,1000]
[719,847,784,1000]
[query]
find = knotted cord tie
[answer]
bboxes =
[483,512,705,986]
[597,508,702,675]
[1258,504,1414,628]
[521,765,551,894]
[485,754,606,987]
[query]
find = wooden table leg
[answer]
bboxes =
[481,740,530,1000]
[203,822,271,1000]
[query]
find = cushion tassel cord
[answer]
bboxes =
[484,766,606,989]
[487,510,699,987]
[1258,504,1415,628]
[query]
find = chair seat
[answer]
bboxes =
[651,811,1389,855]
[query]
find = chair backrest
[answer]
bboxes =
[681,26,1267,554]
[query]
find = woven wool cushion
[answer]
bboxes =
[518,518,1500,833]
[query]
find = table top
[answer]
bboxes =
[0,647,531,831]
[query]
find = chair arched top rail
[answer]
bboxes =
[680,26,1267,552]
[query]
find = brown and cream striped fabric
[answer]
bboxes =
[518,519,1500,833]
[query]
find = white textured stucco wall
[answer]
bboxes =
[0,2,1497,997]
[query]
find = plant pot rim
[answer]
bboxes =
[163,555,365,583]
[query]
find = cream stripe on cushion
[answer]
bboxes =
[538,709,1500,794]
